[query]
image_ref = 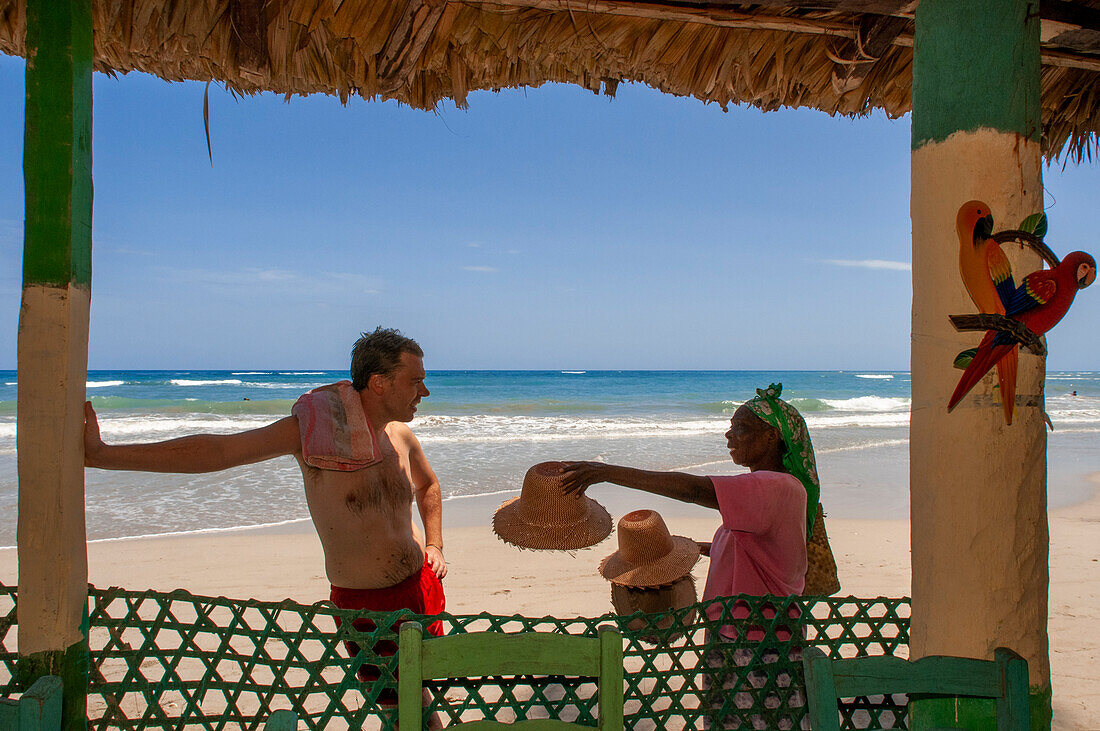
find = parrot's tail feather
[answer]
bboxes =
[948,332,1007,411]
[996,347,1019,425]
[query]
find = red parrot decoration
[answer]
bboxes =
[955,201,1019,423]
[949,251,1097,414]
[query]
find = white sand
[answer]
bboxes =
[1,478,1097,728]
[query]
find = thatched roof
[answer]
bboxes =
[2,0,1098,160]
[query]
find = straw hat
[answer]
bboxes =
[598,510,700,587]
[492,461,613,550]
[611,575,698,645]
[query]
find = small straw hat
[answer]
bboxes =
[611,575,698,645]
[492,462,613,550]
[598,510,700,587]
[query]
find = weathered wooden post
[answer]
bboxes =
[910,0,1049,728]
[17,0,93,727]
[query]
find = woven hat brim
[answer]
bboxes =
[598,535,700,587]
[493,495,613,550]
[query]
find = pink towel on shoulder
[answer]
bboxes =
[291,380,381,471]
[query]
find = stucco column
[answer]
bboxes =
[17,1,93,728]
[910,0,1049,729]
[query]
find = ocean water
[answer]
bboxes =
[1,370,1098,546]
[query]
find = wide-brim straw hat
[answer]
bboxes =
[611,575,699,644]
[493,461,613,550]
[599,509,700,587]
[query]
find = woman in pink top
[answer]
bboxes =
[559,383,819,599]
[560,383,820,730]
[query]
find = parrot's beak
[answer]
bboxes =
[1078,264,1095,288]
[974,213,994,241]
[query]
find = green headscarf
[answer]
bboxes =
[743,383,820,539]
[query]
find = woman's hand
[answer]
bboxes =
[558,461,610,495]
[695,540,712,557]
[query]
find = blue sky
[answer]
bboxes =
[1,55,1096,370]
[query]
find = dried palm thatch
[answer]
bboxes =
[1,0,1097,160]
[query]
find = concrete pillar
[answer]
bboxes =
[17,1,93,728]
[910,0,1049,729]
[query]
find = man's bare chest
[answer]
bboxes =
[302,452,414,517]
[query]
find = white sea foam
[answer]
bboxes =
[240,380,329,390]
[414,410,917,442]
[414,414,724,443]
[855,374,894,379]
[4,382,16,386]
[1,396,1095,446]
[232,372,270,375]
[0,517,315,550]
[86,380,124,388]
[820,396,910,412]
[677,439,910,472]
[726,395,911,414]
[1046,426,1100,434]
[561,371,587,374]
[280,372,325,375]
[82,414,278,439]
[169,379,243,386]
[804,412,911,428]
[443,487,520,501]
[815,439,909,455]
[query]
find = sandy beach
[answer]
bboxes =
[1,478,1097,729]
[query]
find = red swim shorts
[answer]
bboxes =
[330,557,446,701]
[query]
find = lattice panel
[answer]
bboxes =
[0,584,909,729]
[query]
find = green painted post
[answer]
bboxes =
[17,0,94,729]
[911,0,1041,149]
[910,0,1049,729]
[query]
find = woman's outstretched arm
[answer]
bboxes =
[558,461,718,510]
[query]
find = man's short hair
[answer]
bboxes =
[350,327,424,391]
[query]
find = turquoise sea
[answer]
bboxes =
[1,369,1098,546]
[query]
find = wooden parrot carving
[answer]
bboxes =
[955,201,1019,423]
[957,201,1016,314]
[949,250,1097,415]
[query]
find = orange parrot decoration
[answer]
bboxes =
[956,201,1019,424]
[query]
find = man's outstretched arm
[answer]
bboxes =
[84,401,301,473]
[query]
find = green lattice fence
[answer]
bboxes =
[0,583,909,729]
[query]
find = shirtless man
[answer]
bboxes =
[83,327,446,707]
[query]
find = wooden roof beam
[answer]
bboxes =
[638,0,916,15]
[829,13,909,94]
[1040,1,1100,55]
[230,0,268,81]
[647,0,1100,32]
[459,0,864,37]
[463,0,1100,71]
[1041,0,1100,30]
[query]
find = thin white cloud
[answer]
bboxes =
[170,267,382,293]
[107,247,156,256]
[462,265,498,272]
[823,258,911,272]
[254,269,298,282]
[467,242,481,248]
